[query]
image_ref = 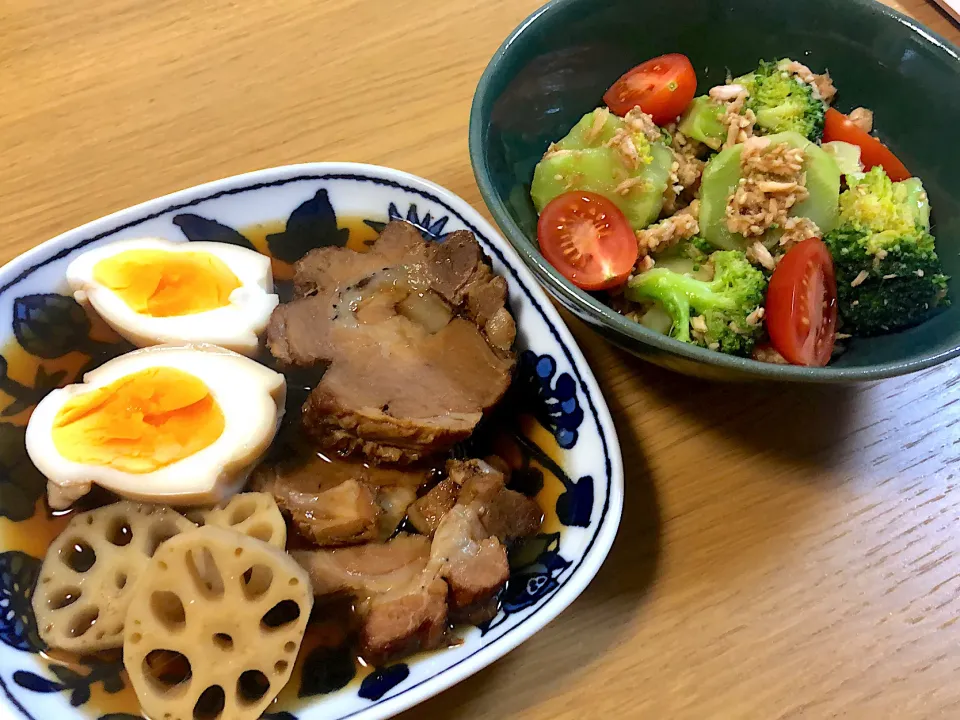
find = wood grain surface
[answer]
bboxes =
[3,0,960,718]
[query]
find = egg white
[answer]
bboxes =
[66,237,279,356]
[25,344,286,509]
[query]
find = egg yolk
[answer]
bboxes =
[93,249,241,317]
[51,367,225,473]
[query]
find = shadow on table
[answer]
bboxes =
[397,399,662,719]
[613,346,863,476]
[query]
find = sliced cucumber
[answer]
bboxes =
[554,108,622,150]
[678,96,726,150]
[900,177,930,232]
[699,131,841,250]
[531,108,674,231]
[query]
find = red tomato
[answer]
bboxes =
[823,107,911,181]
[537,191,638,291]
[765,238,838,367]
[603,53,697,124]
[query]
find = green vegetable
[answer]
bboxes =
[531,108,673,231]
[821,141,864,178]
[837,167,930,251]
[824,168,949,335]
[736,59,827,142]
[625,250,767,356]
[677,96,727,150]
[698,131,841,250]
[552,108,623,150]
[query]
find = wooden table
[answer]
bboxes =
[3,0,960,717]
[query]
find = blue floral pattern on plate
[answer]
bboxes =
[0,165,621,720]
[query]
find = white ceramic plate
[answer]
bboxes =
[0,163,623,720]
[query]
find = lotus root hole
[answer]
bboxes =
[234,547,243,557]
[212,633,233,650]
[147,522,185,557]
[274,660,288,675]
[144,649,192,696]
[130,632,142,643]
[116,572,128,590]
[236,670,270,706]
[85,515,94,525]
[240,565,273,600]
[68,607,99,638]
[230,500,257,526]
[193,684,225,720]
[186,547,225,598]
[284,641,296,653]
[151,591,187,631]
[247,523,274,543]
[48,587,82,610]
[106,516,133,546]
[288,577,299,587]
[61,540,96,573]
[261,600,301,631]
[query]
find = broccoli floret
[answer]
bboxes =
[824,168,949,336]
[738,59,826,143]
[624,250,767,355]
[689,235,714,255]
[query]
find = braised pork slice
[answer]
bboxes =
[430,505,510,611]
[293,535,449,664]
[409,459,544,541]
[253,451,428,545]
[267,221,517,463]
[360,578,449,665]
[407,479,459,536]
[292,534,430,600]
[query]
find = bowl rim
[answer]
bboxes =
[468,0,960,383]
[0,161,625,720]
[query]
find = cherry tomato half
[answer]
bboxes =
[765,238,838,367]
[603,53,697,125]
[537,191,638,291]
[823,107,911,181]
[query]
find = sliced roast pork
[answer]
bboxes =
[253,450,428,545]
[292,458,543,663]
[292,534,431,600]
[293,534,450,663]
[267,221,517,464]
[409,458,543,541]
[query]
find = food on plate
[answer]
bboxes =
[536,191,639,290]
[32,502,195,652]
[192,492,287,548]
[602,53,698,124]
[531,54,949,366]
[294,458,542,662]
[823,107,910,181]
[23,217,550,718]
[267,221,516,463]
[765,238,838,366]
[252,449,427,546]
[697,132,840,251]
[531,107,674,231]
[123,526,313,720]
[66,237,279,356]
[824,168,947,335]
[25,344,286,509]
[624,248,767,355]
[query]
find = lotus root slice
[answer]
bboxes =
[124,526,313,720]
[190,492,287,548]
[32,501,195,652]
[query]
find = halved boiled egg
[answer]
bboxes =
[25,344,286,509]
[66,238,279,356]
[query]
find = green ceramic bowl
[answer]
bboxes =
[469,0,960,382]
